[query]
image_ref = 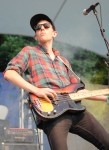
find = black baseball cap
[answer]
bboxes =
[30,14,56,32]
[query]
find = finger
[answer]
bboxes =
[43,95,51,103]
[47,92,58,101]
[48,89,57,99]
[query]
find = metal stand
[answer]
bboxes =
[28,101,42,150]
[93,4,109,87]
[19,89,43,150]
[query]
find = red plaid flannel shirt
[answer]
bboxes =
[5,44,78,88]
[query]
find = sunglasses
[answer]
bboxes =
[34,23,51,31]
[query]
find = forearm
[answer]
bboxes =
[4,70,38,94]
[87,95,107,102]
[78,89,107,102]
[4,70,57,102]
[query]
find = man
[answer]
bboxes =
[4,14,109,150]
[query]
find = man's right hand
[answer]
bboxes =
[33,87,57,103]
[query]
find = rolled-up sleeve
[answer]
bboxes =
[5,46,29,75]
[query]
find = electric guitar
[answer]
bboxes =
[29,83,109,120]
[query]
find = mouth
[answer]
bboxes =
[40,32,46,36]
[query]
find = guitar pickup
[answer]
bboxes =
[48,96,58,105]
[52,100,58,105]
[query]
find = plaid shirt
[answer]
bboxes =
[5,44,78,88]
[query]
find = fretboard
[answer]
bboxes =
[69,88,109,101]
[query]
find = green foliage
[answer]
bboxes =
[0,34,37,71]
[71,48,108,85]
[91,69,108,85]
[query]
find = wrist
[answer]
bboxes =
[106,96,109,104]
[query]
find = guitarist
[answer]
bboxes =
[4,14,109,150]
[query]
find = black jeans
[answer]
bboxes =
[41,110,109,150]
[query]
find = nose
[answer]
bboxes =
[40,25,45,30]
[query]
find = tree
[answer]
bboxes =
[0,34,37,71]
[71,48,108,85]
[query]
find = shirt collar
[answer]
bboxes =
[36,44,60,56]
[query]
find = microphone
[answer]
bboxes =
[83,2,99,15]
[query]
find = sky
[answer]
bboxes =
[56,0,109,57]
[0,0,109,56]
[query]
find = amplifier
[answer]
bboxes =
[4,128,35,143]
[0,143,39,150]
[0,120,9,142]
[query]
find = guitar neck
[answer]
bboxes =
[70,88,109,101]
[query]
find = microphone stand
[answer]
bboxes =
[93,8,109,87]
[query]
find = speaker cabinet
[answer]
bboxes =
[0,127,42,150]
[4,128,35,143]
[0,120,9,142]
[0,143,40,150]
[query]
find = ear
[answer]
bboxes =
[53,31,58,38]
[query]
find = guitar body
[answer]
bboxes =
[29,83,86,120]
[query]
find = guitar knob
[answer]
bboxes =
[53,110,57,114]
[47,112,51,116]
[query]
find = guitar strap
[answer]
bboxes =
[58,56,81,82]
